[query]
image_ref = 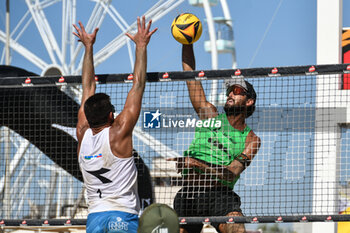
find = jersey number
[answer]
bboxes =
[86,168,113,184]
[97,189,102,198]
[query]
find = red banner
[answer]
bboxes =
[342,28,350,89]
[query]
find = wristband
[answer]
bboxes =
[236,153,251,167]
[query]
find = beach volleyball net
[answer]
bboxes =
[1,64,350,227]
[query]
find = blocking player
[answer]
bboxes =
[74,16,157,233]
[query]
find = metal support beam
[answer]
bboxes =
[5,0,10,65]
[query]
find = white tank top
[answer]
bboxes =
[79,127,140,215]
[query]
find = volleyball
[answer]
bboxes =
[171,13,202,44]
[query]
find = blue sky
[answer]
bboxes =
[1,0,348,76]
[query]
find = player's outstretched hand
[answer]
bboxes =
[167,157,198,173]
[73,21,99,47]
[125,16,158,47]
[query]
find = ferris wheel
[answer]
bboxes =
[0,0,235,76]
[0,0,235,220]
[0,0,187,76]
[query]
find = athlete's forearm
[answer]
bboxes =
[186,81,206,108]
[182,44,195,71]
[81,44,96,102]
[132,45,147,91]
[183,45,204,109]
[72,22,98,102]
[191,158,240,182]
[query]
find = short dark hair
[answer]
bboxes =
[84,93,115,128]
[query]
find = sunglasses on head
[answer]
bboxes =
[226,85,248,97]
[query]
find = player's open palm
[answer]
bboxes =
[126,15,158,47]
[73,21,99,47]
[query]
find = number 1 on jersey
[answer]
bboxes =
[97,189,102,198]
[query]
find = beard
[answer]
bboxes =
[224,103,246,116]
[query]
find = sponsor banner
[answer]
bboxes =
[142,108,221,131]
[342,28,350,89]
[141,107,346,133]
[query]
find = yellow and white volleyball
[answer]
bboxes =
[171,13,202,44]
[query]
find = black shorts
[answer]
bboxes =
[173,186,242,232]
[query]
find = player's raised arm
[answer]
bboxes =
[115,16,157,135]
[73,21,99,143]
[171,13,215,119]
[183,45,217,120]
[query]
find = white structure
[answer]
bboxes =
[189,0,236,69]
[313,0,349,233]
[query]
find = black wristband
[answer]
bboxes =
[236,153,251,167]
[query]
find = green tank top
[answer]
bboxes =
[183,113,251,188]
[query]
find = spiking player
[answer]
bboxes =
[73,16,157,233]
[171,44,261,233]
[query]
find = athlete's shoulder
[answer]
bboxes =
[247,130,261,144]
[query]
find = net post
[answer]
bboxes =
[314,0,343,232]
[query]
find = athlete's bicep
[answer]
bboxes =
[112,109,137,138]
[243,132,261,160]
[186,80,218,119]
[76,107,89,143]
[231,132,261,173]
[120,86,143,129]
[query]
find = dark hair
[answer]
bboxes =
[84,93,115,128]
